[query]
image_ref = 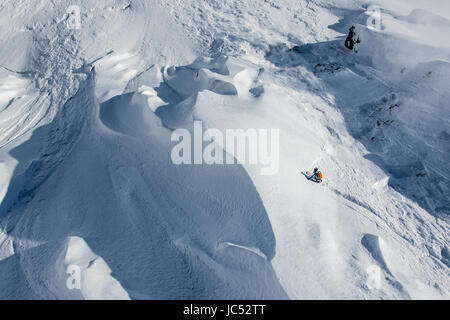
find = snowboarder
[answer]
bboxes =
[344,26,360,51]
[310,168,323,183]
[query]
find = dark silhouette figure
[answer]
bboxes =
[345,26,360,51]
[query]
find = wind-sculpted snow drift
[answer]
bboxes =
[0,0,449,299]
[0,64,286,298]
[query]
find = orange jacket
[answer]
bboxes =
[317,171,323,180]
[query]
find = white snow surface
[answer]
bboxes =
[0,0,448,299]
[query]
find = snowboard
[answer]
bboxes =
[301,171,322,183]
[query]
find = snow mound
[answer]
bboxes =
[61,236,130,299]
[0,63,286,298]
[163,58,237,98]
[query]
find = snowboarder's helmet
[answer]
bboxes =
[314,167,318,173]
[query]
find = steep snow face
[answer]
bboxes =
[0,0,449,299]
[327,6,450,217]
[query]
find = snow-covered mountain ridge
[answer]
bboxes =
[0,0,448,299]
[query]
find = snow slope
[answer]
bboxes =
[0,0,448,299]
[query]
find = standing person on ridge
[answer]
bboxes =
[345,26,360,51]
